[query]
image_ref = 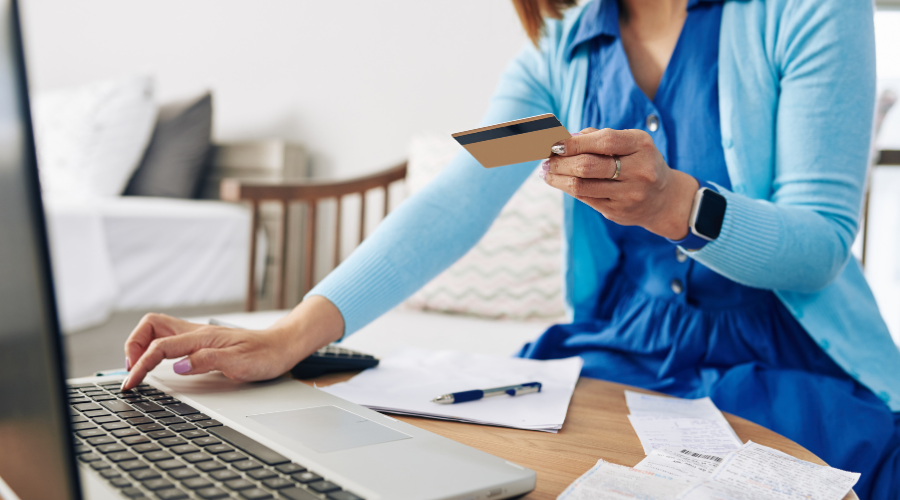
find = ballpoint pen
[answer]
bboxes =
[431,382,543,404]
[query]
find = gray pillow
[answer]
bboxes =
[124,92,212,198]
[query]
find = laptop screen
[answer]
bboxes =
[0,0,80,498]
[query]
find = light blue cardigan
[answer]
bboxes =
[310,0,900,411]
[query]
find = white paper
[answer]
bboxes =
[678,441,860,500]
[320,347,583,432]
[628,415,743,455]
[557,460,694,500]
[634,448,729,481]
[626,391,742,443]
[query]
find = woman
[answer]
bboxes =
[121,0,900,496]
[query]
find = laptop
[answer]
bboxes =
[0,0,537,498]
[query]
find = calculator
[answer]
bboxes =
[290,344,380,379]
[207,318,380,379]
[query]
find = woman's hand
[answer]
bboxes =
[541,128,699,240]
[121,295,344,390]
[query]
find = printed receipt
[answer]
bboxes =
[557,442,859,500]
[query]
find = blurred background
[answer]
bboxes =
[16,0,900,375]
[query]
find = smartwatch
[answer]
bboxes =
[668,182,727,251]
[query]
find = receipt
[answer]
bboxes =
[557,460,693,500]
[677,441,859,500]
[627,415,743,455]
[634,448,729,481]
[625,391,742,443]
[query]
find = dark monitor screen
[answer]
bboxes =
[0,0,80,498]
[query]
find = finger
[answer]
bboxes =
[122,329,224,390]
[123,314,200,373]
[542,171,617,199]
[548,153,617,179]
[552,128,646,157]
[180,348,220,376]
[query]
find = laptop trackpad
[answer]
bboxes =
[247,405,412,453]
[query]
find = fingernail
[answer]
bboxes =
[541,159,550,171]
[539,170,547,181]
[173,357,192,375]
[120,375,130,391]
[551,141,566,155]
[571,132,582,136]
[125,357,131,371]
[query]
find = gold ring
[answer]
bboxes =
[611,155,621,180]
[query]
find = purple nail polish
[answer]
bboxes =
[541,159,550,171]
[571,132,582,136]
[125,357,131,371]
[173,357,192,375]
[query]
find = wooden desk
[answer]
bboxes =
[306,374,858,500]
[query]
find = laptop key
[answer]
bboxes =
[195,461,225,472]
[247,468,276,480]
[155,488,189,500]
[159,417,185,425]
[87,436,116,446]
[327,492,365,500]
[155,399,178,406]
[239,488,272,500]
[292,471,322,484]
[183,413,210,422]
[118,459,149,471]
[90,460,111,470]
[143,478,175,491]
[130,469,161,481]
[120,486,145,498]
[122,435,151,445]
[97,443,127,454]
[111,477,132,489]
[94,415,120,424]
[148,411,175,419]
[182,477,213,489]
[113,428,141,438]
[196,487,229,499]
[100,469,121,479]
[210,469,240,481]
[217,451,247,462]
[73,445,91,454]
[208,426,290,466]
[76,428,106,438]
[148,430,177,440]
[108,451,139,462]
[133,401,165,413]
[183,452,212,463]
[180,429,208,439]
[72,422,97,431]
[102,422,129,431]
[192,437,221,447]
[233,459,263,471]
[84,410,111,418]
[156,459,185,471]
[120,411,143,419]
[224,478,255,491]
[92,395,116,402]
[275,463,306,474]
[261,477,294,489]
[137,423,165,432]
[204,444,234,454]
[69,397,91,404]
[280,488,320,500]
[169,423,197,432]
[145,451,174,462]
[309,481,341,494]
[133,443,162,454]
[166,403,199,416]
[194,420,222,429]
[127,417,154,426]
[159,437,188,447]
[171,444,200,455]
[168,468,198,480]
[99,400,134,413]
[71,415,88,423]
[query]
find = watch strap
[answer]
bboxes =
[667,181,719,251]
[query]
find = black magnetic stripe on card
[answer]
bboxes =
[453,116,563,146]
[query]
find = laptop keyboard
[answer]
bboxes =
[69,381,364,500]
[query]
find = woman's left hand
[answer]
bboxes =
[541,127,700,240]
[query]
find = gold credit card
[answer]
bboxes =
[452,113,571,168]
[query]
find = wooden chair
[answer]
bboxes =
[220,162,408,311]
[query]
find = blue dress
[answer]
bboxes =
[518,1,900,498]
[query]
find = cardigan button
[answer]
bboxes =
[647,114,660,132]
[670,279,684,294]
[723,137,733,149]
[676,248,688,263]
[878,391,890,403]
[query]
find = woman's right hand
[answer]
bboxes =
[121,295,344,391]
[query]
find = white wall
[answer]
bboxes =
[19,0,529,178]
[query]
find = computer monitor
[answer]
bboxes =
[0,0,82,498]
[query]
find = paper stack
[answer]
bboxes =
[558,441,860,500]
[625,390,743,455]
[320,347,583,432]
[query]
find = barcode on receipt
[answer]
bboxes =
[679,449,724,462]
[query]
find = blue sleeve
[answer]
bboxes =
[305,41,562,336]
[691,0,875,293]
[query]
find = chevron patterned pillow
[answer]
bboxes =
[402,133,567,321]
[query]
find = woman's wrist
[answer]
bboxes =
[649,170,699,240]
[266,295,345,365]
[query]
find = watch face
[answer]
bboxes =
[695,190,727,239]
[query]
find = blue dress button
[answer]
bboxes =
[647,114,660,132]
[670,279,684,294]
[722,137,733,148]
[878,391,891,403]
